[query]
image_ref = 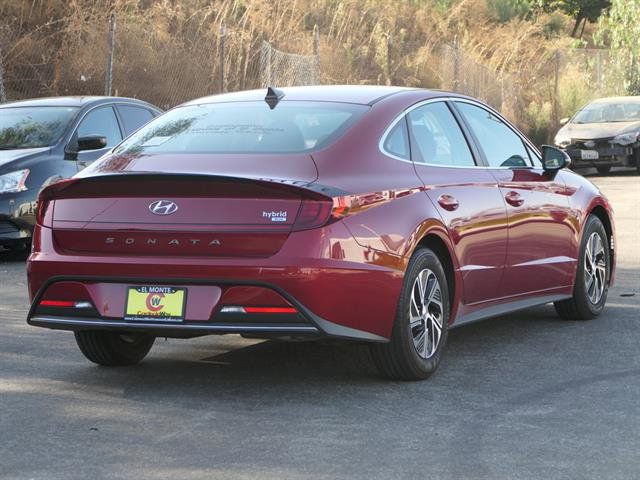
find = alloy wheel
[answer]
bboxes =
[409,268,444,359]
[584,232,607,305]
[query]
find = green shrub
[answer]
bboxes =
[487,0,532,23]
[543,13,565,38]
[525,100,552,145]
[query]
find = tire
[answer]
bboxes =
[554,215,610,320]
[596,165,611,175]
[74,331,155,366]
[634,148,640,174]
[370,248,450,380]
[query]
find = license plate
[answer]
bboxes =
[581,150,599,160]
[124,286,186,322]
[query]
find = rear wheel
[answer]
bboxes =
[370,248,449,380]
[74,331,155,366]
[554,215,609,320]
[634,148,640,174]
[596,165,611,175]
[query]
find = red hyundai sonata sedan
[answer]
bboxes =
[26,86,615,380]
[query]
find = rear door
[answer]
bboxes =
[406,100,509,305]
[453,100,574,297]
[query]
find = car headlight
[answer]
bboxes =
[612,131,639,146]
[0,169,30,194]
[554,137,571,149]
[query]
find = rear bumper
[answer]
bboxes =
[27,275,388,342]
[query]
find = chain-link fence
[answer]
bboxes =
[0,14,320,110]
[437,42,625,143]
[0,11,628,142]
[259,40,319,88]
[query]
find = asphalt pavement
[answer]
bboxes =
[1,169,639,480]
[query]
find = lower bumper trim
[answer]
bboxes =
[28,315,320,337]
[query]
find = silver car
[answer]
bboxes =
[554,96,640,174]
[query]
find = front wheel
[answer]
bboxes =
[596,165,611,175]
[370,248,450,380]
[74,331,155,366]
[554,215,610,320]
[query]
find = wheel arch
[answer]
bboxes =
[588,203,615,285]
[412,229,462,323]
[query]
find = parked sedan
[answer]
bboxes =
[26,86,614,380]
[554,96,640,174]
[0,96,161,251]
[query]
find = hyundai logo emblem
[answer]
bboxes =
[149,200,179,215]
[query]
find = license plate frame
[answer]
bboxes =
[124,286,187,322]
[580,149,599,160]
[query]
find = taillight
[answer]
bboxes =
[36,178,77,227]
[36,198,51,226]
[39,300,93,309]
[292,197,351,231]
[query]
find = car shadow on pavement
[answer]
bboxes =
[46,304,594,395]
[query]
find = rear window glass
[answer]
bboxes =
[114,101,368,155]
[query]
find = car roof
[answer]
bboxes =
[182,85,419,106]
[0,96,158,109]
[588,96,640,105]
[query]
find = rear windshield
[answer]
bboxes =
[0,106,78,149]
[573,101,640,123]
[113,101,368,155]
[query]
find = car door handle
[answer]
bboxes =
[505,191,524,207]
[437,194,459,211]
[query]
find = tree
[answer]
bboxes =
[537,0,611,38]
[596,0,640,94]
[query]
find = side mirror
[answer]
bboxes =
[541,145,571,173]
[65,134,108,160]
[559,117,570,126]
[77,135,107,152]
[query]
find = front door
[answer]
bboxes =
[75,105,123,169]
[453,101,574,297]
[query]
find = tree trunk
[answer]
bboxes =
[579,17,587,39]
[571,14,584,37]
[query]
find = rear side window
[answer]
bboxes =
[77,106,122,147]
[455,102,530,168]
[383,118,410,160]
[408,102,475,167]
[117,105,155,135]
[114,101,368,155]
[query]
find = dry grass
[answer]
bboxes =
[0,0,619,138]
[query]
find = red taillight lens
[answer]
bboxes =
[244,306,297,314]
[39,300,76,307]
[219,305,298,314]
[292,197,352,232]
[292,200,332,231]
[36,178,77,227]
[36,198,51,226]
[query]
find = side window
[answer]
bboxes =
[383,118,410,160]
[407,102,475,167]
[77,106,122,147]
[455,102,530,168]
[117,105,155,136]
